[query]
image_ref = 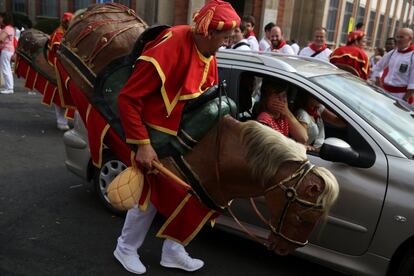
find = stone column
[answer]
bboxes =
[260,0,278,37]
[157,0,174,25]
[187,0,205,24]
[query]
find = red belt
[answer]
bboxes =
[383,83,408,93]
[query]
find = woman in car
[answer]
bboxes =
[295,94,346,152]
[256,78,308,144]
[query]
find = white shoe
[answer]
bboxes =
[113,248,146,274]
[0,89,14,94]
[57,123,70,131]
[160,251,204,272]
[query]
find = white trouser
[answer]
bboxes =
[116,202,185,256]
[387,92,406,99]
[54,104,68,125]
[0,50,14,90]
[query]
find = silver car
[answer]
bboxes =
[63,51,414,276]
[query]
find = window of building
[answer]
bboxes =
[341,2,353,44]
[13,0,26,13]
[375,14,385,47]
[385,17,393,37]
[366,11,376,44]
[113,0,131,6]
[40,0,58,17]
[326,0,340,42]
[73,0,93,11]
[356,6,365,28]
[394,20,400,36]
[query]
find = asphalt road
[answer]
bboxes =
[0,77,345,276]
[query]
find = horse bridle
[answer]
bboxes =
[264,160,324,247]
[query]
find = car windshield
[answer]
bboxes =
[312,74,414,158]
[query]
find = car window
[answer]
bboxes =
[312,74,414,158]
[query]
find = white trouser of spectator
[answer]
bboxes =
[54,104,68,125]
[389,92,406,99]
[1,50,14,90]
[116,202,185,256]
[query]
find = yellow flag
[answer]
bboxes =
[348,17,354,33]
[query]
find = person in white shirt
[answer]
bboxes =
[230,24,251,51]
[289,40,300,55]
[299,27,332,61]
[242,15,259,51]
[372,28,414,103]
[268,26,295,55]
[259,22,275,51]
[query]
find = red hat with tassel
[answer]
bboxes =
[62,12,74,23]
[193,0,240,37]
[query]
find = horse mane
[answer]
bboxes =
[240,120,339,212]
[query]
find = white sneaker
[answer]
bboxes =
[160,251,204,272]
[57,123,70,131]
[113,248,146,274]
[0,89,14,94]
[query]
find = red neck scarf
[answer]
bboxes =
[307,107,320,121]
[247,31,255,38]
[274,40,286,50]
[309,43,327,53]
[398,44,414,53]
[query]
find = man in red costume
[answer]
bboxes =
[330,30,369,80]
[47,12,73,130]
[114,1,240,274]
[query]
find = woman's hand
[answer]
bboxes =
[135,144,158,170]
[268,96,289,116]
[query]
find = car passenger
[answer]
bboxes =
[256,78,308,144]
[294,94,346,152]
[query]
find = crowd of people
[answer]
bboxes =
[222,17,414,104]
[0,12,17,95]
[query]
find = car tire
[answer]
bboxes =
[395,249,414,276]
[93,151,127,216]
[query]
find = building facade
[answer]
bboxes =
[1,0,413,49]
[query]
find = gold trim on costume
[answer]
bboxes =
[146,122,178,136]
[126,138,151,145]
[92,123,111,168]
[155,194,216,245]
[156,194,191,238]
[32,72,39,89]
[182,210,215,245]
[178,93,201,100]
[139,183,151,212]
[232,20,237,28]
[195,47,212,64]
[86,104,92,122]
[41,81,53,106]
[153,31,173,48]
[330,53,369,74]
[138,55,180,117]
[216,21,224,31]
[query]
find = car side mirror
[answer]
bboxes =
[319,138,360,166]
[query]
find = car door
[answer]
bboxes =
[225,67,388,256]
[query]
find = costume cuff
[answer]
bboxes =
[126,138,151,145]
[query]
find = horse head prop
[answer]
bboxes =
[180,116,339,256]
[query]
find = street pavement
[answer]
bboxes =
[0,77,344,276]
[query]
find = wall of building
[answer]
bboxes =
[2,0,413,50]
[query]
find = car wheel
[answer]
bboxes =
[395,249,414,276]
[93,152,127,216]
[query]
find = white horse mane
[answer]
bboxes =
[240,121,339,212]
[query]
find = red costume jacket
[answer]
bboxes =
[47,26,64,66]
[330,45,369,80]
[118,25,218,145]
